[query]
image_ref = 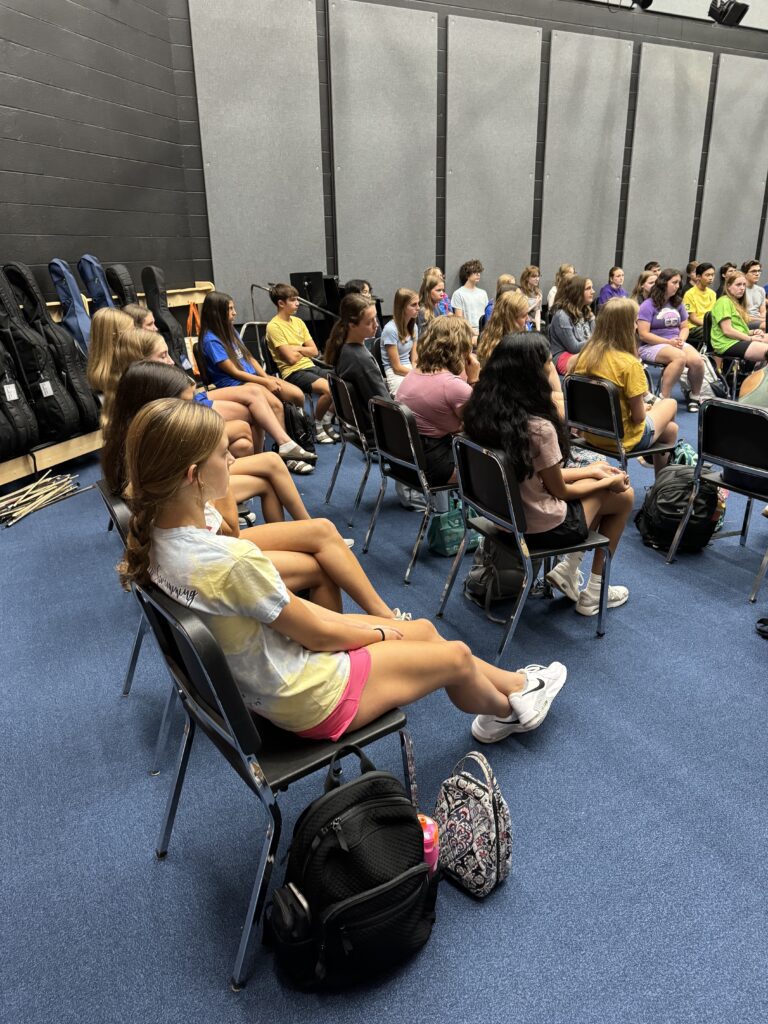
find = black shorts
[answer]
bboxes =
[526,498,588,550]
[421,434,455,487]
[287,366,332,393]
[717,340,751,359]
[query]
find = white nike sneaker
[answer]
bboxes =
[471,662,567,742]
[575,584,629,617]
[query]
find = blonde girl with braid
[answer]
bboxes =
[119,398,567,741]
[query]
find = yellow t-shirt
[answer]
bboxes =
[266,315,315,378]
[683,286,716,322]
[150,526,349,732]
[579,349,648,452]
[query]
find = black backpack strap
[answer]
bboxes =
[324,745,376,791]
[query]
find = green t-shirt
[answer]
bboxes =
[711,295,750,355]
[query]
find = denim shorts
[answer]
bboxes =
[634,416,656,452]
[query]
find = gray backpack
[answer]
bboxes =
[463,537,542,615]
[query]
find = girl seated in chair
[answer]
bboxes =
[118,398,568,744]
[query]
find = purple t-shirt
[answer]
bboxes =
[598,284,628,306]
[637,299,688,341]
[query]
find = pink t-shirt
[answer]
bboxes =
[396,370,472,437]
[519,417,567,534]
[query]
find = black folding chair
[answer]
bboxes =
[563,374,675,471]
[666,399,768,602]
[135,582,414,990]
[324,373,375,525]
[363,397,455,583]
[436,437,612,663]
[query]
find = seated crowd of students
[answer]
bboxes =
[93,252,768,750]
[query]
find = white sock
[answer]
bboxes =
[559,551,585,576]
[585,571,602,596]
[279,440,300,454]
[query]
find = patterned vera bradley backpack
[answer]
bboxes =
[433,751,512,898]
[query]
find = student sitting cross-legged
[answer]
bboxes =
[118,397,568,742]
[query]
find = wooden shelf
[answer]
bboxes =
[45,281,214,320]
[0,431,102,486]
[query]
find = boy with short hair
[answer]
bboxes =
[266,283,336,443]
[451,259,489,337]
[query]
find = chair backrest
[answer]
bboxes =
[371,337,386,376]
[369,397,428,482]
[96,478,131,545]
[699,398,768,476]
[192,340,210,387]
[702,311,712,351]
[453,435,527,535]
[563,374,624,440]
[135,583,264,772]
[328,372,367,446]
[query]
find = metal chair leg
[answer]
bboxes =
[436,529,469,617]
[230,804,281,990]
[596,548,611,638]
[666,484,699,563]
[122,615,149,697]
[399,729,418,808]
[362,478,387,553]
[156,717,195,858]
[149,684,179,777]
[404,505,432,583]
[749,545,768,604]
[495,571,533,665]
[349,456,372,526]
[324,437,347,504]
[740,498,753,547]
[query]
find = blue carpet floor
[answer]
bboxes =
[3,406,768,1024]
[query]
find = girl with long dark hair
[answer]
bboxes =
[463,333,633,616]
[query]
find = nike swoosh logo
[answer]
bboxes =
[520,680,545,697]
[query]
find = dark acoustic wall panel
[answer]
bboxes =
[698,54,768,271]
[444,16,541,296]
[622,44,712,283]
[0,0,208,296]
[329,0,437,314]
[189,0,326,321]
[539,32,633,295]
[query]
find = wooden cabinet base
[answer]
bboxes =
[0,431,102,486]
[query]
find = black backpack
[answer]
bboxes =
[264,746,438,988]
[3,262,99,434]
[140,265,192,371]
[0,267,81,443]
[634,464,719,553]
[0,337,38,459]
[281,402,316,455]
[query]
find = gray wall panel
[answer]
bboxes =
[330,0,437,313]
[539,32,633,294]
[444,17,541,295]
[622,44,712,282]
[189,0,326,320]
[698,54,768,269]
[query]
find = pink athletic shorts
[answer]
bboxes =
[296,647,372,741]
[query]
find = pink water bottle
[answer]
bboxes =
[418,814,439,876]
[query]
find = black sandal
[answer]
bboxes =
[756,618,768,639]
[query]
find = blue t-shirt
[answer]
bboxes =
[193,390,213,408]
[380,319,413,372]
[200,330,256,388]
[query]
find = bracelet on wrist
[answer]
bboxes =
[373,626,386,643]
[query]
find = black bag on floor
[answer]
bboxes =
[3,262,99,433]
[0,338,38,458]
[282,401,316,455]
[77,254,115,312]
[140,265,192,371]
[464,534,542,614]
[0,268,80,442]
[264,746,438,989]
[104,263,138,306]
[634,464,719,553]
[48,258,91,355]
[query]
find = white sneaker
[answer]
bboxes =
[314,424,335,444]
[545,561,584,603]
[575,583,629,616]
[343,537,355,549]
[392,608,412,621]
[471,662,567,742]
